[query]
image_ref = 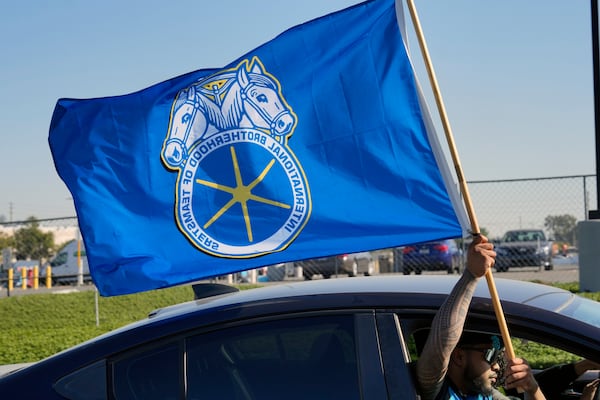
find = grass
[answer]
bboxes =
[0,285,194,363]
[0,281,597,366]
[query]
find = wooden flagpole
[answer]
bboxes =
[405,0,516,360]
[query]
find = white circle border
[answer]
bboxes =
[176,129,310,257]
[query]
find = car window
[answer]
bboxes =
[107,315,361,400]
[404,325,597,400]
[186,315,360,400]
[50,252,68,267]
[112,341,180,400]
[53,359,107,400]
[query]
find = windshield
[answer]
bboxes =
[560,295,600,328]
[503,230,545,242]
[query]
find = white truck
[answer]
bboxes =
[43,240,91,285]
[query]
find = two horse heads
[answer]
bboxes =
[162,60,296,168]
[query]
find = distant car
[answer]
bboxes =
[400,239,462,275]
[495,229,553,272]
[296,252,374,280]
[1,276,599,399]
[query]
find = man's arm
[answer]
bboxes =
[415,271,479,400]
[415,236,496,400]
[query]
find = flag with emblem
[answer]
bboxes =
[49,0,468,296]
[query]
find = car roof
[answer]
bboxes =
[51,275,596,360]
[13,275,600,379]
[504,229,543,233]
[59,275,568,345]
[144,275,583,325]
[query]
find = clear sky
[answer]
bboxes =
[0,0,595,222]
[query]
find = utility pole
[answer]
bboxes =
[590,0,600,219]
[9,202,13,223]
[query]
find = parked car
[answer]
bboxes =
[400,239,462,274]
[296,251,373,279]
[495,229,554,272]
[1,276,598,399]
[41,240,92,285]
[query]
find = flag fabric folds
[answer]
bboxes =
[49,0,468,296]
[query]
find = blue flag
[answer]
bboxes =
[49,0,468,296]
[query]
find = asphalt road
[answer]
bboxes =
[490,265,579,283]
[0,284,97,298]
[415,263,580,284]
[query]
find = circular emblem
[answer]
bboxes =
[176,128,310,257]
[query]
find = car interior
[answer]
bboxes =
[405,325,600,400]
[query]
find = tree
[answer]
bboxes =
[13,217,55,261]
[544,214,577,245]
[0,231,13,250]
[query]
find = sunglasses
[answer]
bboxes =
[461,346,505,365]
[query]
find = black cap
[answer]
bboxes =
[457,331,504,350]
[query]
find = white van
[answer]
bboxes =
[43,240,91,285]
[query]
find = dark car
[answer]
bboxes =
[495,229,554,272]
[1,276,599,399]
[400,239,462,274]
[296,251,373,280]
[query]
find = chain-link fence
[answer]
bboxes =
[468,175,596,241]
[1,175,596,290]
[0,216,79,240]
[303,175,597,281]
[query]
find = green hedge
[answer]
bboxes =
[0,282,597,365]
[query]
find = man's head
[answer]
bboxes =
[448,332,505,396]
